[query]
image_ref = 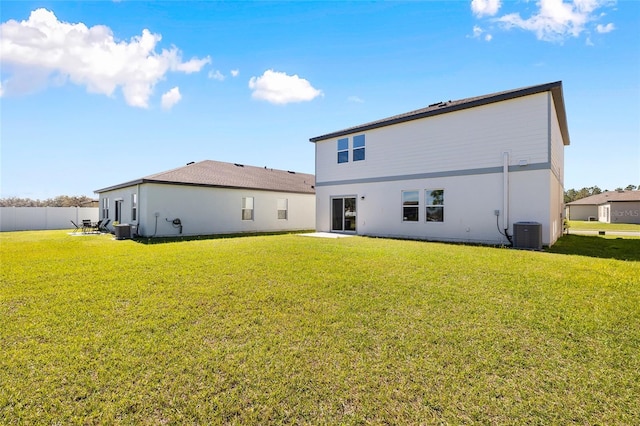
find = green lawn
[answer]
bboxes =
[1,231,639,424]
[568,220,640,232]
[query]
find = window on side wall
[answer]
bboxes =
[402,191,419,222]
[131,193,137,221]
[242,197,254,221]
[337,138,349,163]
[426,189,444,222]
[353,134,365,161]
[102,198,109,219]
[277,198,288,220]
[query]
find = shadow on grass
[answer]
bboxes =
[548,234,640,261]
[133,230,314,245]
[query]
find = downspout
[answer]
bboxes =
[503,151,513,245]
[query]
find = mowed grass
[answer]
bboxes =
[1,231,639,424]
[568,220,640,232]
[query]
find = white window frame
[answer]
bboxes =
[102,198,109,219]
[402,190,419,222]
[131,193,137,221]
[353,134,365,162]
[425,189,444,222]
[337,138,349,164]
[242,197,254,221]
[277,198,288,220]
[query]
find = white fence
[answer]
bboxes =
[0,207,99,232]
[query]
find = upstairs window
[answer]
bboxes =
[426,189,444,222]
[242,197,254,221]
[402,191,419,222]
[353,135,365,161]
[337,138,349,163]
[277,198,288,220]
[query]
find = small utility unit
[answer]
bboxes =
[513,222,542,250]
[114,223,132,240]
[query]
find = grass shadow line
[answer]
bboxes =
[132,230,315,245]
[548,234,640,261]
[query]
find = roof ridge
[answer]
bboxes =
[96,159,315,194]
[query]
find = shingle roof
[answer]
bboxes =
[567,190,640,205]
[95,160,315,194]
[309,81,570,146]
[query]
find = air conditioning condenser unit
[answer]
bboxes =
[513,222,542,250]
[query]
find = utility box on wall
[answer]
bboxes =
[513,222,542,250]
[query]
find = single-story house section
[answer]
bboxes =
[95,160,316,237]
[310,81,570,247]
[566,190,640,224]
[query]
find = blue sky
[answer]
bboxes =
[1,0,638,199]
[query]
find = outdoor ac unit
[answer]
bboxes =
[513,222,542,250]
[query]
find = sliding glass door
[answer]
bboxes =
[331,197,357,232]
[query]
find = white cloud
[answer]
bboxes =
[494,0,616,42]
[347,95,364,103]
[0,8,210,107]
[231,69,240,77]
[248,69,322,105]
[596,22,615,33]
[471,0,502,17]
[161,86,181,110]
[470,25,493,41]
[208,70,225,81]
[174,57,211,74]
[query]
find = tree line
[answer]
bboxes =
[0,195,96,207]
[564,184,638,203]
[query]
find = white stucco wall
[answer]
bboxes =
[316,168,555,246]
[603,202,640,224]
[567,205,598,221]
[316,92,550,185]
[98,183,315,237]
[95,185,139,231]
[548,171,564,245]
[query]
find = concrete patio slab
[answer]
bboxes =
[299,232,354,239]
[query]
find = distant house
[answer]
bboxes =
[310,81,570,247]
[566,190,640,224]
[95,160,315,237]
[80,199,99,208]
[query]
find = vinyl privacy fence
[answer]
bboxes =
[0,207,99,232]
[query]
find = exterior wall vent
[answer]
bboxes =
[513,222,542,250]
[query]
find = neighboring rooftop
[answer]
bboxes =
[567,190,640,205]
[310,81,569,145]
[95,160,315,194]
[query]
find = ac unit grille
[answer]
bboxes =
[513,222,542,250]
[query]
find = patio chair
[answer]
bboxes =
[93,218,104,233]
[82,219,92,233]
[99,219,111,233]
[70,220,81,233]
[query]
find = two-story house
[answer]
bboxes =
[310,81,570,247]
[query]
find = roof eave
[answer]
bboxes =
[94,179,144,194]
[309,81,570,144]
[550,85,571,146]
[96,178,315,195]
